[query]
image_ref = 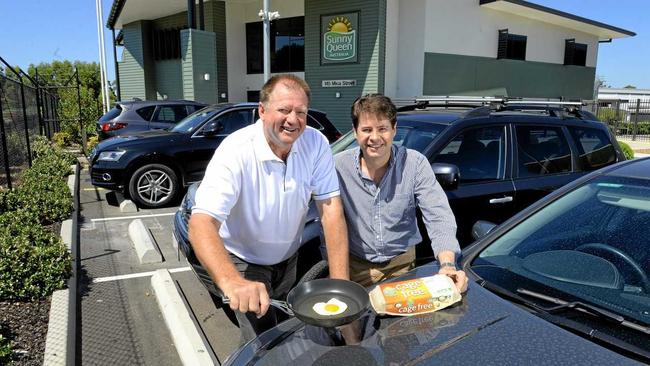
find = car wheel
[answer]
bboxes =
[128,163,179,208]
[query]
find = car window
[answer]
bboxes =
[153,105,190,123]
[307,115,323,130]
[330,124,446,155]
[568,127,617,171]
[432,125,506,183]
[473,175,650,330]
[516,125,571,178]
[198,109,253,136]
[98,106,122,122]
[186,105,204,114]
[171,105,220,133]
[135,106,156,121]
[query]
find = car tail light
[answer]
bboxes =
[101,121,128,132]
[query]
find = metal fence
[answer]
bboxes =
[0,59,61,189]
[585,99,650,142]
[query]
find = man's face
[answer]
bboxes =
[258,82,308,154]
[354,112,396,162]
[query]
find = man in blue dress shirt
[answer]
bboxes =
[334,94,467,292]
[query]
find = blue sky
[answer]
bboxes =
[0,0,647,89]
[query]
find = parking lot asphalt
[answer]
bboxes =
[77,167,241,365]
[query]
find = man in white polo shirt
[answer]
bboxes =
[188,74,349,341]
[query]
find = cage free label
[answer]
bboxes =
[322,13,358,64]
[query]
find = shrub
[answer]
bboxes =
[31,135,51,160]
[0,209,71,301]
[0,322,11,365]
[618,140,634,160]
[52,132,72,148]
[86,135,99,153]
[11,176,72,225]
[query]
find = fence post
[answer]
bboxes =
[615,100,622,136]
[18,74,33,167]
[633,99,640,141]
[0,94,12,189]
[35,69,45,136]
[75,70,86,155]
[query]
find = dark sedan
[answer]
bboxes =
[224,158,650,365]
[89,103,341,208]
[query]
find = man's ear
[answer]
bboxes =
[258,102,266,119]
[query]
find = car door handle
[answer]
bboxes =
[489,196,513,204]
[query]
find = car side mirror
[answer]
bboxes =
[431,163,460,191]
[472,220,497,241]
[202,121,223,137]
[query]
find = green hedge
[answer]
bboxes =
[0,210,70,301]
[0,137,73,301]
[618,141,634,160]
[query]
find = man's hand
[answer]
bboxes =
[220,276,270,318]
[437,266,468,293]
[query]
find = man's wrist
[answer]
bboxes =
[439,261,457,270]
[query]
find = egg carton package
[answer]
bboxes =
[369,274,461,316]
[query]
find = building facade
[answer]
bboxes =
[108,0,633,131]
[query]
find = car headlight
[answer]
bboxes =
[97,151,126,161]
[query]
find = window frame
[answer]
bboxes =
[193,108,254,138]
[246,16,305,74]
[513,124,575,178]
[564,39,588,66]
[497,29,527,61]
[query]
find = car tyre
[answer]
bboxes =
[128,163,179,208]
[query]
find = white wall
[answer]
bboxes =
[389,0,600,98]
[422,0,599,65]
[226,0,305,102]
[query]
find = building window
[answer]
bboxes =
[151,28,184,60]
[246,16,305,74]
[564,39,587,66]
[497,29,527,61]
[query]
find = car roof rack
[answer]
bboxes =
[398,96,590,120]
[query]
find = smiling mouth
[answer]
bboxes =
[282,126,298,133]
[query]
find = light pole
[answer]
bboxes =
[258,1,280,82]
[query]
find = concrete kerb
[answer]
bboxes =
[117,194,138,213]
[128,219,163,264]
[151,269,215,366]
[43,165,78,365]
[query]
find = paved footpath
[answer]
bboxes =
[77,167,240,365]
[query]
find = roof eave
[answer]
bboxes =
[480,0,635,40]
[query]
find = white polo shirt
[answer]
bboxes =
[192,119,340,265]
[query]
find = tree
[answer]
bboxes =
[623,85,636,89]
[24,60,115,144]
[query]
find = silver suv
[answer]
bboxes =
[96,99,207,140]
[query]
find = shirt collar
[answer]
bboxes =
[253,119,300,162]
[353,145,398,180]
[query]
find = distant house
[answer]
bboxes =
[107,0,634,131]
[598,87,650,122]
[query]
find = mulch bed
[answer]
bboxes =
[0,298,51,365]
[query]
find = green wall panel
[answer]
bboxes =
[423,52,596,100]
[154,60,183,100]
[181,29,217,104]
[204,1,228,103]
[305,0,386,133]
[120,21,155,101]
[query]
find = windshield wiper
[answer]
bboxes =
[516,288,650,335]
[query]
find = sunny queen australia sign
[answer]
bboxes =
[321,13,358,64]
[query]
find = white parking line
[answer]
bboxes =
[90,212,176,222]
[92,266,192,283]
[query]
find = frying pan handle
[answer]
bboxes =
[221,297,295,317]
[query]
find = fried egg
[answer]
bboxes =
[312,297,348,316]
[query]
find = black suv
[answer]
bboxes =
[89,102,341,208]
[96,99,207,140]
[330,99,626,248]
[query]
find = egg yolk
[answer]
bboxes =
[324,304,340,313]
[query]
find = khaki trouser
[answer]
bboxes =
[349,247,416,287]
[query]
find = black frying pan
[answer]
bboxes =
[222,278,370,328]
[286,278,369,328]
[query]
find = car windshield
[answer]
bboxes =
[330,122,448,154]
[170,105,220,133]
[472,175,650,331]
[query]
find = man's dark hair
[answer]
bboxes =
[350,94,397,129]
[259,74,311,105]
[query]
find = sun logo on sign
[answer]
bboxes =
[327,16,353,33]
